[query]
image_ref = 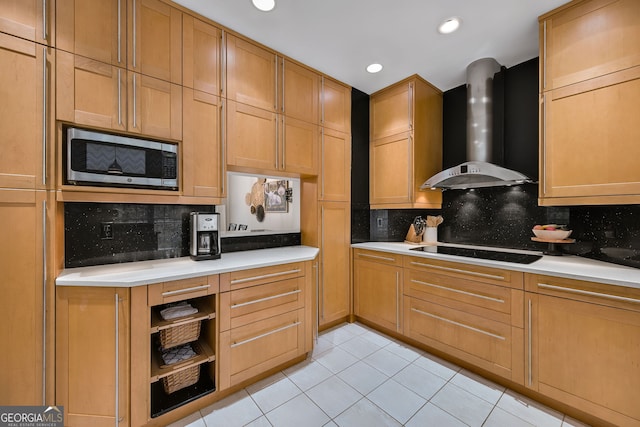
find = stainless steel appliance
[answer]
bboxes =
[66,127,178,190]
[190,212,221,261]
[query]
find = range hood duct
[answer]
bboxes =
[421,58,533,190]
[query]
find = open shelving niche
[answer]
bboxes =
[149,295,217,418]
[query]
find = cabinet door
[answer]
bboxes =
[56,287,130,427]
[370,81,412,140]
[226,101,277,171]
[353,258,402,332]
[128,71,182,140]
[183,15,221,96]
[226,34,277,111]
[0,190,48,405]
[57,50,126,133]
[281,116,318,175]
[282,59,319,123]
[0,35,54,190]
[370,132,412,205]
[321,76,351,133]
[540,68,640,204]
[183,88,224,198]
[527,292,640,426]
[320,128,351,201]
[541,0,640,91]
[0,0,54,45]
[128,0,181,84]
[56,0,125,66]
[318,202,350,327]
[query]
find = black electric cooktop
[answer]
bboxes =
[410,246,542,264]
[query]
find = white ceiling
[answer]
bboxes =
[173,0,568,94]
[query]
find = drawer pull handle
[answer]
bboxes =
[410,262,505,281]
[230,269,301,285]
[232,289,301,309]
[161,284,210,297]
[358,253,396,262]
[231,321,301,348]
[537,283,640,304]
[411,307,506,341]
[410,279,505,304]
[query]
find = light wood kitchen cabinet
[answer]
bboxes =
[56,287,130,427]
[57,51,182,141]
[525,274,640,427]
[353,249,403,333]
[538,0,640,206]
[226,101,317,175]
[320,76,351,133]
[0,0,55,46]
[403,255,525,383]
[369,75,442,209]
[182,88,225,199]
[127,0,181,84]
[0,34,55,190]
[56,0,125,67]
[0,189,54,405]
[183,15,222,96]
[540,0,640,92]
[218,262,312,389]
[319,127,351,201]
[282,59,319,124]
[226,34,277,111]
[318,202,351,328]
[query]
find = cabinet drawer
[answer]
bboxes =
[220,277,305,331]
[404,255,524,289]
[148,275,219,305]
[525,273,640,313]
[353,248,403,266]
[219,308,305,388]
[404,296,523,383]
[405,268,523,327]
[220,262,305,292]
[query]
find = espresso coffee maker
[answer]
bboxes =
[190,212,221,261]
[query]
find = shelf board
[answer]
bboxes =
[150,299,216,334]
[151,340,216,383]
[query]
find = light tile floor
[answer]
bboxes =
[168,322,591,427]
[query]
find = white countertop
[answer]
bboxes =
[352,242,640,290]
[56,246,319,287]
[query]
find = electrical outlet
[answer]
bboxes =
[100,222,114,240]
[377,218,384,228]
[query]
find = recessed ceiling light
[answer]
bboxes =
[366,63,383,73]
[438,17,461,34]
[252,0,275,12]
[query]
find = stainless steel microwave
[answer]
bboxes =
[65,127,178,190]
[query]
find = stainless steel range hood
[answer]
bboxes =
[421,58,533,190]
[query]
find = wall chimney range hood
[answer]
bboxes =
[421,58,533,190]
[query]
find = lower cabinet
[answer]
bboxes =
[56,287,130,427]
[353,249,403,333]
[526,274,640,427]
[218,261,313,389]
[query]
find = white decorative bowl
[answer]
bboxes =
[532,229,572,240]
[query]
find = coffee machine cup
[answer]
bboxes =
[190,212,221,261]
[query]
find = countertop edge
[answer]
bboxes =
[56,246,319,288]
[352,242,640,290]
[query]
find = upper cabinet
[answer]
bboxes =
[282,59,319,124]
[127,0,182,84]
[539,0,640,206]
[369,75,442,209]
[57,0,125,67]
[321,77,351,133]
[0,34,55,190]
[541,0,640,92]
[0,0,55,46]
[183,15,222,96]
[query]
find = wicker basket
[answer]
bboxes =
[159,321,201,350]
[162,365,200,394]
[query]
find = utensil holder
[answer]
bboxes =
[423,227,438,243]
